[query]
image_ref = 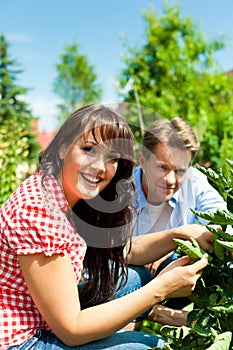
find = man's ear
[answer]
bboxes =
[58,144,67,159]
[138,152,145,167]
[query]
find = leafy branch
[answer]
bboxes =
[151,161,233,350]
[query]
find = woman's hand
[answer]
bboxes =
[153,254,208,300]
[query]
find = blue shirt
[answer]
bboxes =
[133,166,227,236]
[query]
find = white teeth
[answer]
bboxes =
[83,174,100,183]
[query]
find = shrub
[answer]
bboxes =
[150,160,233,350]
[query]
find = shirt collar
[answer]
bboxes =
[169,191,179,208]
[133,167,149,209]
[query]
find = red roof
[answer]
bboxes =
[37,131,55,150]
[31,118,56,150]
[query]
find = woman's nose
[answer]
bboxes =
[91,154,106,171]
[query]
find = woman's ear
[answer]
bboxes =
[58,144,67,160]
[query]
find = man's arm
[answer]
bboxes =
[126,224,216,266]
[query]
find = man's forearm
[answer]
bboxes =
[126,224,214,265]
[126,228,178,265]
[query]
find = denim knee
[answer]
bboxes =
[115,265,153,298]
[114,265,153,322]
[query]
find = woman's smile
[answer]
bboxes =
[80,172,104,187]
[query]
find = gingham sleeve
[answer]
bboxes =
[2,174,85,258]
[8,204,74,256]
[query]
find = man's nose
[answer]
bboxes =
[165,170,177,184]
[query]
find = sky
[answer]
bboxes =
[1,0,233,131]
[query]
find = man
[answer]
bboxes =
[133,117,226,237]
[131,117,227,326]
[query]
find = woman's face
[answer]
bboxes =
[59,132,120,207]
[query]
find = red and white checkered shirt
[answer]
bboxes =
[0,171,87,349]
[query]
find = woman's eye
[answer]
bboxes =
[82,147,99,158]
[82,146,95,154]
[107,155,119,162]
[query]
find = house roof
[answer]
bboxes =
[37,131,55,150]
[31,118,55,150]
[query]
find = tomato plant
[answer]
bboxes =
[151,161,233,350]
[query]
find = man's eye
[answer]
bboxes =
[157,164,167,170]
[176,169,187,176]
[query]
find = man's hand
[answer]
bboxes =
[145,252,174,277]
[147,304,188,326]
[174,224,222,251]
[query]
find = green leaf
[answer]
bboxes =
[206,226,233,242]
[216,240,233,252]
[209,303,233,315]
[191,208,233,225]
[174,237,206,261]
[160,325,193,340]
[195,164,228,190]
[205,331,232,350]
[213,240,226,261]
[226,159,233,168]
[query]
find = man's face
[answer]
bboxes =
[139,142,192,204]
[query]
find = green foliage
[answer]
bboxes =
[148,160,233,350]
[174,237,207,262]
[192,208,233,226]
[150,223,233,349]
[195,161,233,204]
[140,320,163,336]
[53,41,103,123]
[0,35,40,205]
[117,3,233,167]
[0,119,32,204]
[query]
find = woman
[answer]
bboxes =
[1,104,209,350]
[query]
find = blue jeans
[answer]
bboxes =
[9,266,164,349]
[114,265,153,321]
[8,329,164,350]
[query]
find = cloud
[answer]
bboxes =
[102,72,118,103]
[23,94,61,131]
[6,32,33,44]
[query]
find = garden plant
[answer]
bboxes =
[145,160,233,349]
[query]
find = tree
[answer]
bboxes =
[117,3,233,169]
[0,35,40,205]
[53,42,103,122]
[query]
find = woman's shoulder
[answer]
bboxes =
[1,172,44,214]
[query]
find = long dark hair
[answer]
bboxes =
[39,104,136,308]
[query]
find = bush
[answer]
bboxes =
[149,160,233,350]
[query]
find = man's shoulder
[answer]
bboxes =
[174,166,209,199]
[187,166,208,183]
[133,166,141,177]
[183,166,225,200]
[133,166,142,188]
[132,166,147,209]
